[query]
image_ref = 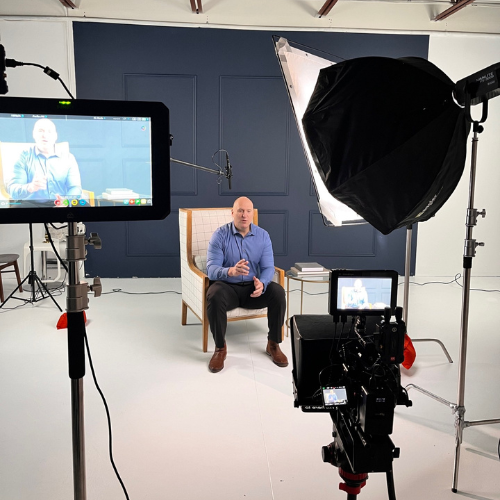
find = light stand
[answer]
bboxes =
[0,222,62,311]
[65,222,102,500]
[406,98,500,492]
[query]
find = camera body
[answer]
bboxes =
[290,269,411,474]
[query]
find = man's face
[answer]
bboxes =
[354,279,363,291]
[33,119,57,155]
[232,197,254,233]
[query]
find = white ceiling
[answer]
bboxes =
[0,0,499,35]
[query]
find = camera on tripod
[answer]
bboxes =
[290,269,412,497]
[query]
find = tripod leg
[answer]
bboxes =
[33,274,62,312]
[386,470,396,500]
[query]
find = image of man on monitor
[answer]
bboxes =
[6,118,82,202]
[343,279,369,309]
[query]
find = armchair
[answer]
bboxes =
[179,208,285,352]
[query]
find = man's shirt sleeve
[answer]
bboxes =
[6,150,34,200]
[65,153,82,197]
[206,228,229,281]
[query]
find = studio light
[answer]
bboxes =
[454,61,500,106]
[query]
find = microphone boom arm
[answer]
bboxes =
[170,153,233,188]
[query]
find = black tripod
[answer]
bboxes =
[322,445,397,500]
[0,223,62,311]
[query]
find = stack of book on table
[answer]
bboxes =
[101,188,140,200]
[289,262,330,277]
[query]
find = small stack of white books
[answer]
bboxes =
[289,262,330,277]
[101,188,140,200]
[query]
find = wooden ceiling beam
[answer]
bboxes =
[190,0,203,14]
[434,0,475,21]
[58,0,78,8]
[318,0,340,18]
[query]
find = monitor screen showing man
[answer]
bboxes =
[0,97,170,224]
[6,118,83,203]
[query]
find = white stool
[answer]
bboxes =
[23,240,62,283]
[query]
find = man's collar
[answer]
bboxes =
[35,146,59,158]
[231,222,254,236]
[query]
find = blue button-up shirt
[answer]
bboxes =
[207,222,275,292]
[7,146,82,201]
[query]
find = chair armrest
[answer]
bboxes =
[187,255,208,280]
[273,266,285,288]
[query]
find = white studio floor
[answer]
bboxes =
[0,275,499,500]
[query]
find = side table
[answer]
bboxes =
[286,270,330,336]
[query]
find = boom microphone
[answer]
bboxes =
[0,44,8,95]
[225,151,233,190]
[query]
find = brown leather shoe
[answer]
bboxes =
[209,344,227,373]
[266,340,288,367]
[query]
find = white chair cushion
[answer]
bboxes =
[193,255,207,274]
[228,307,267,318]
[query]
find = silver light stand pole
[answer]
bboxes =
[407,105,500,492]
[403,224,453,362]
[451,115,500,492]
[66,222,102,500]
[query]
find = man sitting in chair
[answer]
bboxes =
[206,196,287,373]
[6,118,82,202]
[344,279,369,309]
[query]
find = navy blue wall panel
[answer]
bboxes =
[72,23,426,278]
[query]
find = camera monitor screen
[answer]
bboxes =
[322,386,348,406]
[0,97,170,224]
[329,269,398,317]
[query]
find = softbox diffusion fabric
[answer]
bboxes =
[274,37,364,226]
[302,56,471,235]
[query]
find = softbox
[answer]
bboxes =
[274,37,364,226]
[302,56,471,235]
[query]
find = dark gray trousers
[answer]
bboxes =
[206,280,286,349]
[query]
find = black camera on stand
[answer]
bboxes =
[290,270,412,499]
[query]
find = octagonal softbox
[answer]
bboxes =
[302,56,470,235]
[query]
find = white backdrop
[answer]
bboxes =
[421,33,500,276]
[0,19,499,277]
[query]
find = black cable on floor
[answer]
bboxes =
[83,331,130,500]
[101,288,181,295]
